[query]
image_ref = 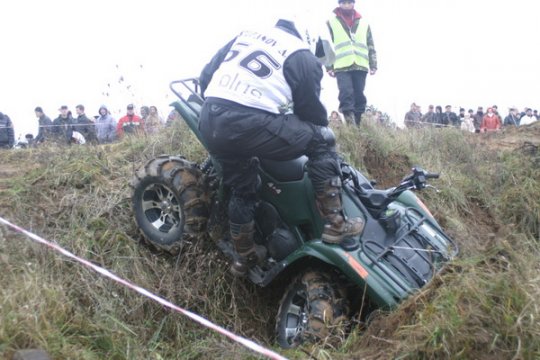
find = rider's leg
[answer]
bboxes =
[221,157,266,276]
[307,144,365,244]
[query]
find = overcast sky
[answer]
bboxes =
[1,0,538,139]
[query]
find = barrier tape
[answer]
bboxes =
[0,216,288,360]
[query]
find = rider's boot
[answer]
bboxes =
[315,177,365,244]
[230,221,266,277]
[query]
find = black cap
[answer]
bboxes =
[35,106,43,113]
[127,104,134,110]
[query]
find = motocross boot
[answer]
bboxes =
[230,221,266,277]
[315,177,365,244]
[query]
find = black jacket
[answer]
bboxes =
[0,112,15,148]
[199,20,328,127]
[52,115,74,144]
[74,114,97,143]
[443,111,460,127]
[35,115,53,143]
[503,114,520,126]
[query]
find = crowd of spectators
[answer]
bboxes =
[404,103,538,132]
[0,104,183,148]
[3,101,538,149]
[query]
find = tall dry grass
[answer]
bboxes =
[0,120,539,359]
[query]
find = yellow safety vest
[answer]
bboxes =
[328,17,369,70]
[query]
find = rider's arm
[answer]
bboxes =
[284,50,328,127]
[199,38,236,97]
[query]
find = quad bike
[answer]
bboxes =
[131,78,459,348]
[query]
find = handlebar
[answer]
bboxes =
[392,167,440,194]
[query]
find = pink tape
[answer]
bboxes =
[0,216,288,360]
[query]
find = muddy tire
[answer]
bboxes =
[131,155,209,254]
[275,270,350,348]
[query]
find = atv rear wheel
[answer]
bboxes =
[131,155,208,254]
[275,270,350,348]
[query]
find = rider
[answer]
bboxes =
[199,19,364,276]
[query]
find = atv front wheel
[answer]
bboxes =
[275,270,350,348]
[131,155,208,254]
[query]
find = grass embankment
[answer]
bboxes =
[0,121,539,359]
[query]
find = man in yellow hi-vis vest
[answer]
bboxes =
[326,0,377,126]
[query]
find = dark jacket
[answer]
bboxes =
[52,115,74,144]
[421,111,436,124]
[503,114,520,126]
[433,107,446,127]
[473,112,484,130]
[0,112,15,148]
[443,111,460,127]
[74,114,97,143]
[200,20,328,128]
[35,114,53,143]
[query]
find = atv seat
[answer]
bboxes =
[259,127,337,183]
[260,156,307,182]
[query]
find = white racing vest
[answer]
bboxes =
[204,27,308,114]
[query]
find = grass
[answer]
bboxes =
[0,120,539,359]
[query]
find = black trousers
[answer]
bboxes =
[336,70,368,123]
[199,99,340,224]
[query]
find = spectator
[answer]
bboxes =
[95,105,117,143]
[52,105,74,145]
[34,106,53,144]
[140,106,150,123]
[492,105,500,117]
[117,104,144,137]
[533,110,539,120]
[480,107,502,132]
[458,108,466,123]
[520,108,538,125]
[443,105,460,127]
[473,106,484,133]
[460,113,475,133]
[326,0,377,125]
[74,104,97,144]
[421,105,436,125]
[25,134,35,147]
[519,107,527,120]
[503,108,520,127]
[433,105,445,127]
[404,103,421,128]
[145,105,163,134]
[165,109,182,127]
[328,110,343,128]
[0,111,15,149]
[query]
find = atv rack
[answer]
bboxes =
[362,207,459,291]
